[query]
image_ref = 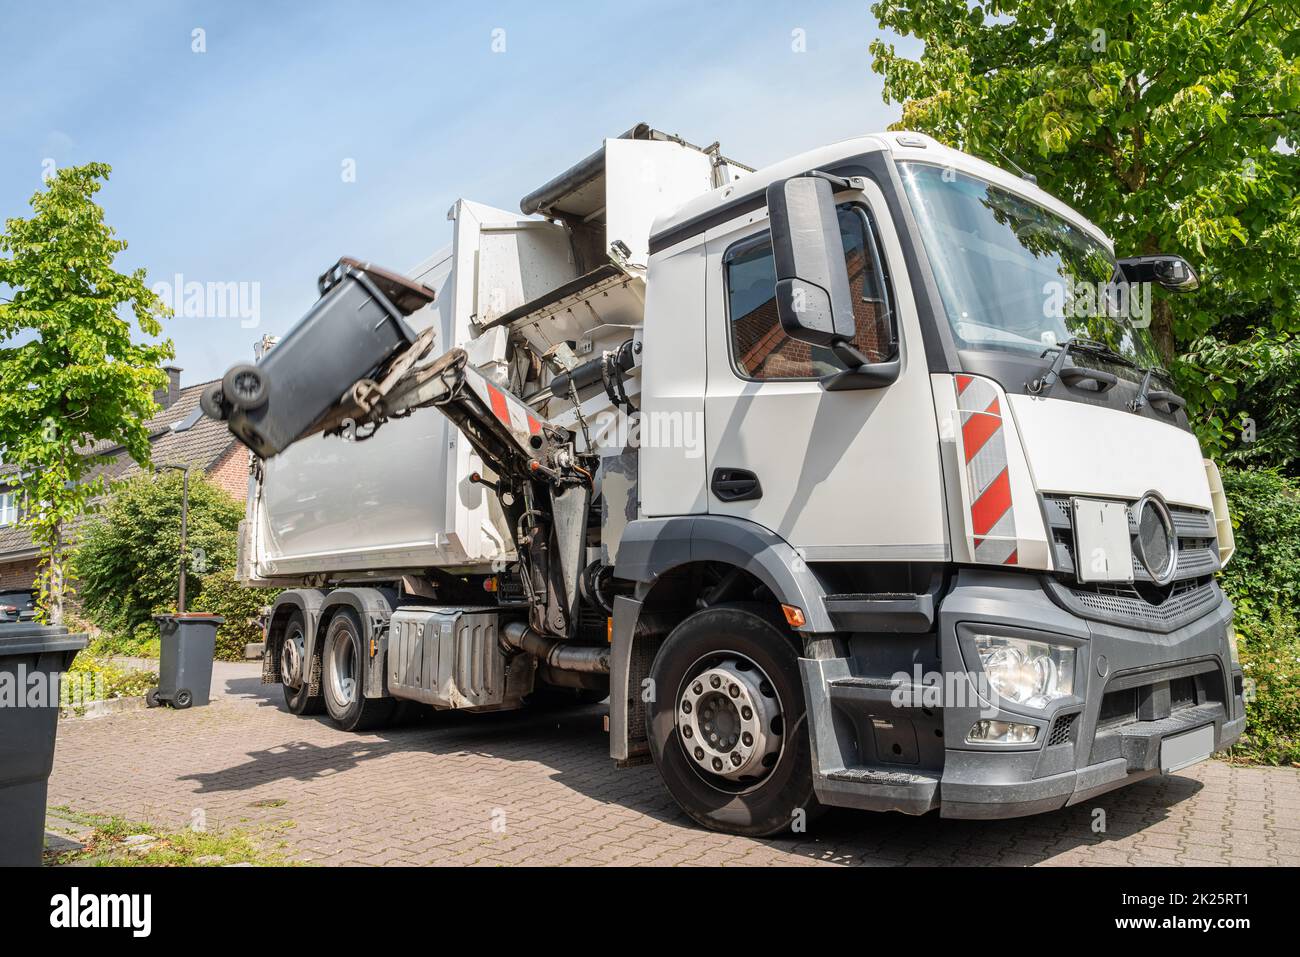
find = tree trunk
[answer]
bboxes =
[48,523,64,627]
[1151,298,1176,367]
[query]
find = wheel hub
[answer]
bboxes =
[327,634,357,705]
[677,658,782,781]
[281,631,305,689]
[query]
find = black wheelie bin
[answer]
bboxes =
[0,622,87,866]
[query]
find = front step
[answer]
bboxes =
[823,591,935,632]
[818,765,941,815]
[802,656,945,816]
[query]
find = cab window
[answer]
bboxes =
[725,205,895,379]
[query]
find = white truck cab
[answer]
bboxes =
[214,126,1243,836]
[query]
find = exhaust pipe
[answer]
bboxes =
[501,621,610,674]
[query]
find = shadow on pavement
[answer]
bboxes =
[189,668,1204,865]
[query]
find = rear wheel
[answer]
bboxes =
[646,605,821,836]
[322,609,394,731]
[280,611,323,716]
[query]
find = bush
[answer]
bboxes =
[1232,609,1300,766]
[84,624,162,660]
[191,567,278,661]
[64,653,158,708]
[1218,467,1300,626]
[72,472,244,635]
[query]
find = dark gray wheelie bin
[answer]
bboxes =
[214,259,433,459]
[0,622,87,866]
[151,613,223,709]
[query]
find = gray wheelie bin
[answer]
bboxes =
[210,258,433,459]
[0,622,87,866]
[151,613,224,709]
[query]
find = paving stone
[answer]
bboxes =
[44,663,1300,867]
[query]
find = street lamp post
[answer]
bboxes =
[160,464,190,613]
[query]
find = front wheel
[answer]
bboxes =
[322,609,394,732]
[646,605,821,836]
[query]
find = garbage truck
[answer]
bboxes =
[204,123,1245,836]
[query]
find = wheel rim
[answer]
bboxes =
[327,629,357,707]
[231,370,261,402]
[675,652,784,792]
[281,626,305,689]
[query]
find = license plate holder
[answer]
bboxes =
[1160,723,1215,773]
[1071,498,1134,583]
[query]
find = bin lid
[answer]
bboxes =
[0,622,89,657]
[154,613,225,623]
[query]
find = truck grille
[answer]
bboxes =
[1042,494,1220,585]
[1040,494,1223,632]
[1047,712,1078,746]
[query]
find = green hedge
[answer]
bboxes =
[1220,467,1300,765]
[1232,609,1300,765]
[72,472,276,662]
[192,567,276,661]
[1219,467,1300,627]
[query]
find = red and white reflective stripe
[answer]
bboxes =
[956,374,1018,565]
[479,379,543,453]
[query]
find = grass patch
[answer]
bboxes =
[44,807,299,867]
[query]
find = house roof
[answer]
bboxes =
[0,379,244,558]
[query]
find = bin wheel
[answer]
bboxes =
[199,382,228,421]
[222,364,268,410]
[145,688,161,709]
[173,689,193,709]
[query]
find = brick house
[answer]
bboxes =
[0,366,250,591]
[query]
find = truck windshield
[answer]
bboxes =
[898,162,1162,371]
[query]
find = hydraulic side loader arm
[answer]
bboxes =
[218,324,596,639]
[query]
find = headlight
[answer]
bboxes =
[972,633,1075,710]
[1228,627,1241,666]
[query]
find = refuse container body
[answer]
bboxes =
[0,623,87,866]
[154,614,223,709]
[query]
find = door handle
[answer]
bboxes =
[711,468,762,502]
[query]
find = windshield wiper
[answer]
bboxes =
[1128,367,1187,415]
[1027,337,1120,394]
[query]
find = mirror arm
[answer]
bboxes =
[821,340,900,392]
[822,358,901,392]
[803,170,867,192]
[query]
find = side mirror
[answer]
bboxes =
[766,176,856,345]
[1116,255,1199,292]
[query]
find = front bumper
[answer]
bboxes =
[800,569,1246,819]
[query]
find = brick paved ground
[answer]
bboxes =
[46,663,1300,866]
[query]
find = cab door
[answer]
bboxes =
[702,179,948,560]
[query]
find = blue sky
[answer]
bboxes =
[1,1,917,386]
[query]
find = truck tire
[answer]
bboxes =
[322,608,395,732]
[646,605,822,837]
[281,610,324,716]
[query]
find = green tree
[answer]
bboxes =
[870,0,1300,454]
[0,163,173,623]
[72,472,244,638]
